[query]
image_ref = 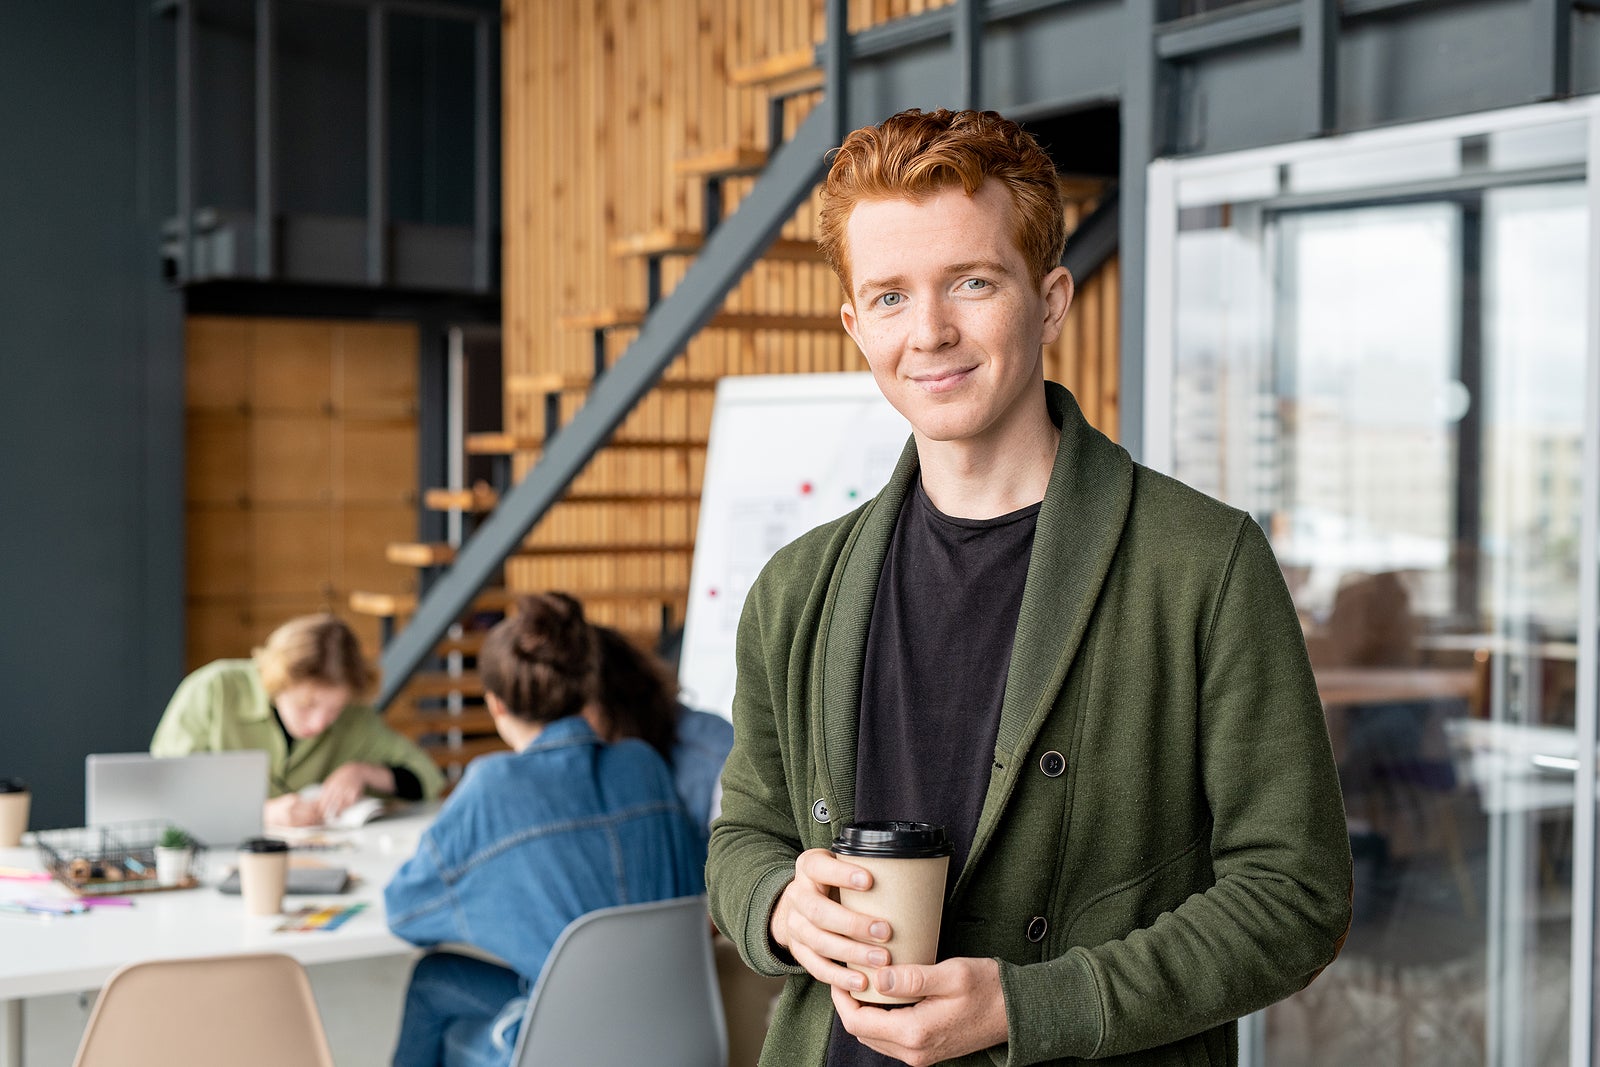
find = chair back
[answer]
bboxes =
[510,894,727,1067]
[72,952,335,1067]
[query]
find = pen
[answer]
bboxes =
[0,867,51,882]
[83,897,136,908]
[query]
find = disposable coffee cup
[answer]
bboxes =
[238,837,290,916]
[0,779,29,849]
[832,821,953,1005]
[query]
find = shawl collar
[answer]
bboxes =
[816,383,1134,885]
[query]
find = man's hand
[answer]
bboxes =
[831,957,1008,1067]
[770,848,893,994]
[263,792,320,828]
[316,762,391,820]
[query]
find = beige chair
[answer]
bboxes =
[72,952,335,1067]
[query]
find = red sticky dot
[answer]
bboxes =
[800,482,813,495]
[708,588,719,598]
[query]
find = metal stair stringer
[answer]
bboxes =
[376,106,834,709]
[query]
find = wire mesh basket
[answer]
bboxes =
[34,821,208,895]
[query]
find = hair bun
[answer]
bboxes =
[510,592,588,663]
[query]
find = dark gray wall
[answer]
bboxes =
[0,1,186,831]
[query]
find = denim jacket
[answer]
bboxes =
[384,715,706,984]
[671,705,734,841]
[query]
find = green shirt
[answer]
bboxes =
[150,659,445,800]
[707,384,1352,1067]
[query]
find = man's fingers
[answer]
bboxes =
[786,889,892,949]
[791,941,869,992]
[795,848,875,892]
[874,964,937,998]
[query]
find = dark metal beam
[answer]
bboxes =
[176,0,194,285]
[1062,189,1119,282]
[1303,0,1338,135]
[473,14,492,291]
[956,0,985,111]
[825,0,850,147]
[1155,2,1299,59]
[1120,0,1161,463]
[377,107,835,707]
[366,6,388,286]
[1533,0,1573,97]
[255,0,276,279]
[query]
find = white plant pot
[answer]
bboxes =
[153,846,192,887]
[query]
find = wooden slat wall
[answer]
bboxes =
[185,316,419,667]
[502,0,1117,629]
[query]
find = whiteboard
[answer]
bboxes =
[677,373,912,718]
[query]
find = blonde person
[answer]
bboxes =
[151,614,444,826]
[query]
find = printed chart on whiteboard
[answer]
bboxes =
[678,374,910,718]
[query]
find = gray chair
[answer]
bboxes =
[509,894,728,1067]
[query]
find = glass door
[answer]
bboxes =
[1149,104,1597,1067]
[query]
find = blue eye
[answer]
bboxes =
[961,278,989,290]
[879,292,903,307]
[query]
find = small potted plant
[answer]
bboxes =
[153,826,194,887]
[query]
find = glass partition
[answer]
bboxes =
[1150,103,1597,1067]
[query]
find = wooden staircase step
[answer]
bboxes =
[562,491,702,505]
[424,484,700,509]
[729,48,821,93]
[505,370,722,392]
[387,541,696,565]
[349,588,517,619]
[386,542,456,567]
[465,432,707,454]
[423,485,500,513]
[557,308,839,333]
[402,671,487,699]
[609,229,822,262]
[436,632,487,657]
[422,734,511,768]
[672,145,768,179]
[389,707,498,737]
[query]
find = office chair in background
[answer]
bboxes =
[509,894,727,1067]
[72,952,335,1067]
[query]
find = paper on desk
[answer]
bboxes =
[270,787,388,832]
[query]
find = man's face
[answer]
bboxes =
[839,179,1071,448]
[275,681,351,739]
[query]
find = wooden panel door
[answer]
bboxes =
[185,316,419,668]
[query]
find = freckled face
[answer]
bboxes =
[274,682,351,740]
[840,180,1071,451]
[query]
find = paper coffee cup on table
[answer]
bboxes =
[0,779,30,849]
[832,821,952,1005]
[238,837,290,916]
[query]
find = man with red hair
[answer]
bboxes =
[707,108,1350,1067]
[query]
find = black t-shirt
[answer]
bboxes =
[826,479,1039,1067]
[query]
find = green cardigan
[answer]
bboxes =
[706,384,1351,1067]
[150,659,445,801]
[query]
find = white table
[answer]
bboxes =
[0,806,437,1067]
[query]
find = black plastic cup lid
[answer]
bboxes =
[0,778,25,794]
[832,821,952,859]
[239,837,289,853]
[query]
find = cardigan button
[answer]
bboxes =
[1026,916,1049,943]
[1039,751,1066,778]
[811,798,830,824]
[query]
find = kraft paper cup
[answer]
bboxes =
[833,821,952,1006]
[238,837,290,916]
[0,779,29,849]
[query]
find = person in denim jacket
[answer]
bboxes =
[591,624,734,845]
[385,593,706,1067]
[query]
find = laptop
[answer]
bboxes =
[86,751,269,848]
